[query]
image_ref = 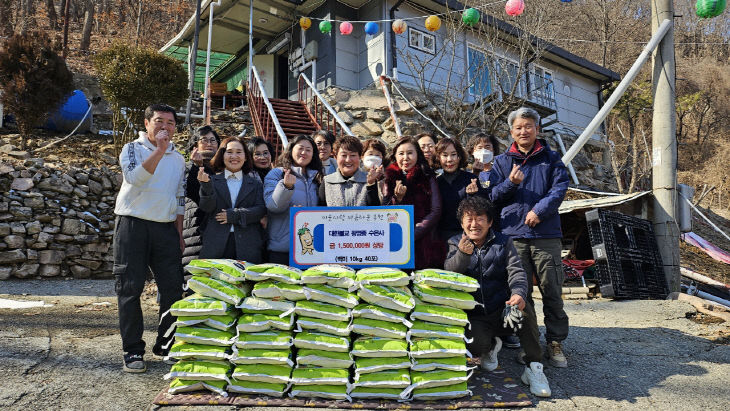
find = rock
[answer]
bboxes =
[75,173,89,185]
[39,249,65,265]
[350,120,384,137]
[0,143,17,153]
[26,221,42,235]
[393,101,415,115]
[74,234,99,244]
[336,110,355,125]
[27,249,38,260]
[70,265,92,279]
[4,235,25,249]
[366,110,387,123]
[23,158,44,168]
[75,259,102,270]
[61,219,84,235]
[54,234,74,242]
[0,162,15,174]
[9,151,30,159]
[65,245,82,258]
[23,196,45,209]
[87,180,103,195]
[0,266,12,280]
[73,187,88,198]
[10,206,32,218]
[39,264,61,277]
[10,223,26,234]
[100,154,117,166]
[10,177,34,191]
[0,223,9,236]
[37,232,54,244]
[0,249,26,264]
[13,263,39,278]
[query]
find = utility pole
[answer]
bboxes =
[651,0,679,292]
[185,0,203,126]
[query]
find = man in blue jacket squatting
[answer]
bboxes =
[444,196,551,397]
[488,107,570,368]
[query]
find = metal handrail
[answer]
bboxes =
[249,65,288,151]
[297,73,354,136]
[379,76,402,138]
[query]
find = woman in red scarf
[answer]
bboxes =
[383,136,443,269]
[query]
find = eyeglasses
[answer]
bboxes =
[199,137,217,144]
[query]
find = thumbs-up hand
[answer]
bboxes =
[283,169,296,189]
[466,178,479,195]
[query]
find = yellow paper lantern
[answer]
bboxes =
[425,15,441,32]
[299,17,312,30]
[392,19,407,34]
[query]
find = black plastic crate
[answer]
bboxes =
[585,209,668,299]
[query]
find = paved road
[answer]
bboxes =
[1,279,728,410]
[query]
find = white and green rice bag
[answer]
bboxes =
[352,303,412,327]
[235,313,294,332]
[237,296,295,317]
[229,347,294,367]
[401,370,473,399]
[164,360,231,382]
[296,316,351,337]
[291,367,351,385]
[303,284,359,309]
[246,263,302,284]
[231,364,291,384]
[289,384,350,401]
[409,338,471,359]
[355,267,410,287]
[412,269,479,292]
[412,283,479,310]
[296,349,354,369]
[184,259,252,283]
[357,284,414,313]
[169,294,231,316]
[410,356,471,372]
[166,341,231,362]
[168,378,228,396]
[174,325,236,346]
[352,369,410,389]
[186,275,251,306]
[294,300,351,322]
[349,387,402,400]
[410,303,470,327]
[351,317,407,339]
[407,320,468,342]
[351,337,408,358]
[233,330,293,350]
[354,356,411,375]
[293,331,350,353]
[301,264,356,289]
[252,280,308,301]
[227,380,287,397]
[411,381,472,401]
[173,312,239,331]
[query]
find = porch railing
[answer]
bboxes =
[248,65,288,153]
[297,73,354,137]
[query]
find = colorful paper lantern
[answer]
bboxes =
[392,19,407,34]
[696,0,726,18]
[462,8,480,27]
[319,20,332,34]
[560,0,572,2]
[299,17,312,30]
[364,22,379,35]
[505,0,525,17]
[425,15,441,32]
[339,21,353,35]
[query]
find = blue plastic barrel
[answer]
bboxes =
[45,89,91,133]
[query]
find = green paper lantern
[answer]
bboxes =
[319,20,332,34]
[696,0,726,18]
[462,8,480,27]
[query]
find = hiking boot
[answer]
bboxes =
[480,337,502,372]
[521,362,551,397]
[123,353,146,373]
[504,334,521,349]
[546,341,568,368]
[516,349,526,365]
[153,344,177,365]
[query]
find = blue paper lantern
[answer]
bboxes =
[364,22,379,35]
[561,0,572,2]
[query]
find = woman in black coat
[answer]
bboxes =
[197,137,266,263]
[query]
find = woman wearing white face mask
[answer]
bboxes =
[467,133,500,188]
[361,138,389,202]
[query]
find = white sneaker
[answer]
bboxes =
[480,337,502,372]
[521,362,551,397]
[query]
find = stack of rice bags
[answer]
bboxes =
[164,259,251,396]
[402,269,480,401]
[290,264,359,401]
[349,267,415,401]
[228,263,304,397]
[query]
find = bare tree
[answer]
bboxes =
[80,0,94,51]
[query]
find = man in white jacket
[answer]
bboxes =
[113,104,186,373]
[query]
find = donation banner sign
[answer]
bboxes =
[289,206,415,269]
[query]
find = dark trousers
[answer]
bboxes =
[222,232,236,259]
[268,251,289,265]
[513,238,569,342]
[466,301,542,364]
[113,216,183,355]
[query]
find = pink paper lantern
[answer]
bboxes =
[505,0,525,16]
[339,21,353,35]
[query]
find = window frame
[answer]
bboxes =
[408,27,436,55]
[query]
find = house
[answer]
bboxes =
[163,0,620,146]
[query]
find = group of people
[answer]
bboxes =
[112,103,570,398]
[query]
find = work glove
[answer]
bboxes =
[502,303,524,333]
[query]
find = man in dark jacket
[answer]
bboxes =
[488,107,570,368]
[444,196,550,397]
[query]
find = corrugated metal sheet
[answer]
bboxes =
[559,191,650,214]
